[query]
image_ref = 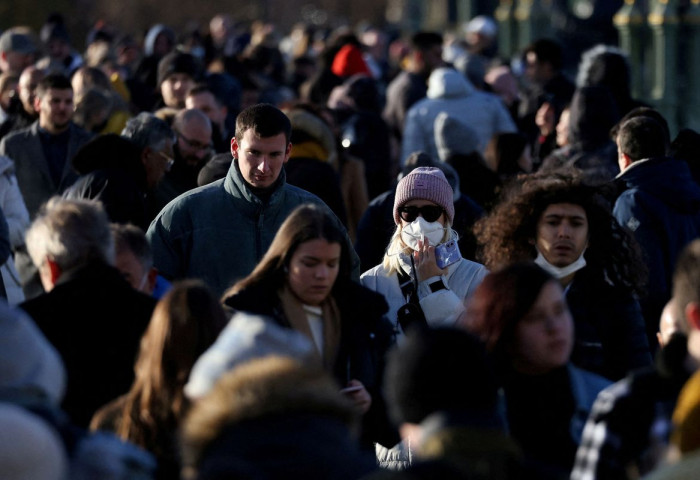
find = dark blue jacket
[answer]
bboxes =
[614,157,700,341]
[566,267,652,381]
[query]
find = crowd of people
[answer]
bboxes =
[2,9,700,480]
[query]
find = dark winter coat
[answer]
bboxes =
[20,262,155,427]
[566,266,652,381]
[614,157,700,341]
[224,279,398,448]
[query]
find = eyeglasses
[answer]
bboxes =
[398,205,444,223]
[157,151,175,171]
[176,131,213,152]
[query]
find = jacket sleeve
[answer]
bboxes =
[0,170,30,249]
[146,208,185,281]
[416,275,465,327]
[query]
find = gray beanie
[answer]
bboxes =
[394,167,454,225]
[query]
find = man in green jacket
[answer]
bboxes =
[146,103,357,297]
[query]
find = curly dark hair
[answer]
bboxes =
[474,171,647,296]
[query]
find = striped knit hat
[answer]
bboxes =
[393,167,454,225]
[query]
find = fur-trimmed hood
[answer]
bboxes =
[181,356,362,475]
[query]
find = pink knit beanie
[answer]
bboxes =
[393,167,454,225]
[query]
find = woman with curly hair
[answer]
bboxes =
[474,172,651,380]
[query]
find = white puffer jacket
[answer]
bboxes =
[360,257,487,338]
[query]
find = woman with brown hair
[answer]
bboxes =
[90,279,227,479]
[463,262,610,479]
[222,203,396,449]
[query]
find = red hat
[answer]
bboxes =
[331,44,370,78]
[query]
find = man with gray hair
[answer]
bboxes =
[19,197,155,427]
[121,111,176,190]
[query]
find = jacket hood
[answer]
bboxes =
[434,111,480,160]
[143,24,175,56]
[184,313,315,400]
[427,67,475,100]
[619,157,700,213]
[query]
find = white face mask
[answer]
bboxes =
[401,217,445,251]
[534,249,587,279]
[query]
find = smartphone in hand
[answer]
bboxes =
[435,240,461,269]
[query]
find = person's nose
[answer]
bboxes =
[557,222,571,238]
[257,158,271,173]
[314,265,328,280]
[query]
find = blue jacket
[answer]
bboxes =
[147,160,358,297]
[614,157,700,337]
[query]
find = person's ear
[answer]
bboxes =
[283,141,292,164]
[141,146,153,166]
[38,257,62,291]
[685,302,700,331]
[230,137,239,158]
[619,151,633,170]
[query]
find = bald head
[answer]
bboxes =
[18,66,44,115]
[173,108,213,167]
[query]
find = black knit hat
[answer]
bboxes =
[384,327,499,425]
[157,51,202,87]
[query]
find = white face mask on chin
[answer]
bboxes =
[534,249,587,279]
[401,217,445,251]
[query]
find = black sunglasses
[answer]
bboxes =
[398,205,444,223]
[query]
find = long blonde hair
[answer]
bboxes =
[380,220,455,276]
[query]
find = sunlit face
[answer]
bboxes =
[536,203,588,267]
[19,68,43,114]
[510,280,574,375]
[176,119,213,167]
[160,73,194,108]
[398,199,446,228]
[0,77,17,111]
[524,52,550,84]
[115,249,153,294]
[2,50,34,74]
[185,92,227,130]
[556,108,570,147]
[143,138,175,188]
[287,239,341,306]
[231,129,291,189]
[36,87,73,133]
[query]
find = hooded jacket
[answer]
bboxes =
[146,160,358,298]
[614,157,700,336]
[401,67,515,164]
